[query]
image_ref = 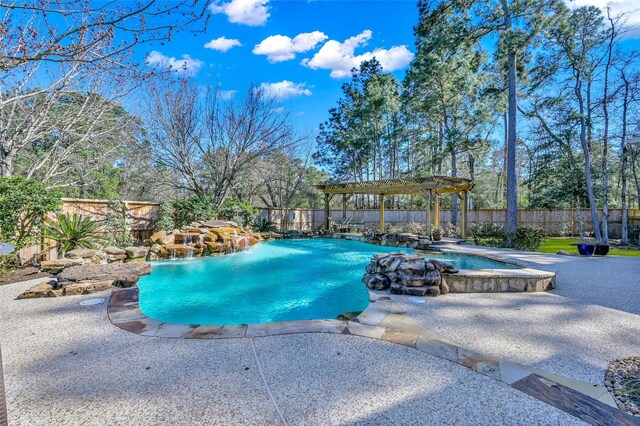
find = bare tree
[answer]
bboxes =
[145,80,304,206]
[0,0,207,181]
[0,0,207,71]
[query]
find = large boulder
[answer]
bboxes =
[361,273,391,290]
[65,248,99,259]
[40,258,83,274]
[150,230,174,245]
[58,262,150,284]
[17,279,59,299]
[203,232,218,243]
[104,246,125,255]
[362,253,458,297]
[125,246,149,261]
[65,248,107,265]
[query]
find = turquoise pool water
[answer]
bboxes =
[138,239,517,326]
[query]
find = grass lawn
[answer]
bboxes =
[538,238,640,257]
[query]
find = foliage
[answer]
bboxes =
[470,222,546,251]
[252,217,278,232]
[173,196,218,228]
[0,177,62,249]
[43,213,105,254]
[0,253,21,273]
[621,378,640,399]
[404,222,425,234]
[103,200,134,247]
[470,223,508,247]
[217,199,257,226]
[314,60,404,183]
[442,222,461,238]
[154,201,175,232]
[511,225,547,251]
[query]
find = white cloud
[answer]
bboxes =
[145,51,204,75]
[302,30,414,78]
[220,90,237,100]
[204,36,242,52]
[259,80,312,100]
[209,0,270,26]
[253,31,328,63]
[565,0,640,29]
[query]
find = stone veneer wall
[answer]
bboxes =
[445,270,556,293]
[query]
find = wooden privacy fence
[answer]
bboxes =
[18,198,160,262]
[259,207,639,238]
[16,199,639,262]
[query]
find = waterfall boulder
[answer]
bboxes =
[362,253,458,297]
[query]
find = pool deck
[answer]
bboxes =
[1,246,640,424]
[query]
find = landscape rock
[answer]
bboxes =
[104,246,126,255]
[147,220,260,259]
[362,252,458,297]
[40,258,83,274]
[125,246,149,260]
[17,279,59,299]
[65,248,99,259]
[58,262,150,284]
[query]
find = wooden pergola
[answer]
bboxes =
[316,176,472,239]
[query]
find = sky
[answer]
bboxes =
[142,0,418,134]
[141,0,640,136]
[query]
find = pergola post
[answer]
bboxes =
[461,190,468,240]
[324,193,330,230]
[434,195,440,230]
[379,194,385,232]
[425,190,432,238]
[342,194,347,219]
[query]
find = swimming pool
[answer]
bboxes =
[137,238,516,325]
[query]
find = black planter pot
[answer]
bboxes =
[594,244,610,256]
[577,243,595,256]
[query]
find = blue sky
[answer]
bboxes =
[141,0,640,138]
[142,0,419,134]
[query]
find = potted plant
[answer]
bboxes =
[432,228,442,241]
[577,237,596,256]
[594,241,610,256]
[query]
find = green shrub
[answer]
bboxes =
[154,201,175,232]
[173,196,217,228]
[43,213,105,254]
[103,200,133,247]
[469,222,507,247]
[253,217,278,232]
[512,225,546,251]
[470,222,546,251]
[217,199,257,226]
[0,176,62,249]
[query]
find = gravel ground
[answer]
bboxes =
[396,245,640,385]
[0,278,584,425]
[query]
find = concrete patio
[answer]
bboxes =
[1,247,639,425]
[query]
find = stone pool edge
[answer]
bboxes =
[106,286,635,425]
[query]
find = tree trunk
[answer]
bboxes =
[575,76,602,242]
[600,14,616,245]
[0,150,13,177]
[502,0,518,242]
[620,74,630,244]
[451,147,458,226]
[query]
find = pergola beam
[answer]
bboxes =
[316,176,471,196]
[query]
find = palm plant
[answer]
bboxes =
[43,213,105,255]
